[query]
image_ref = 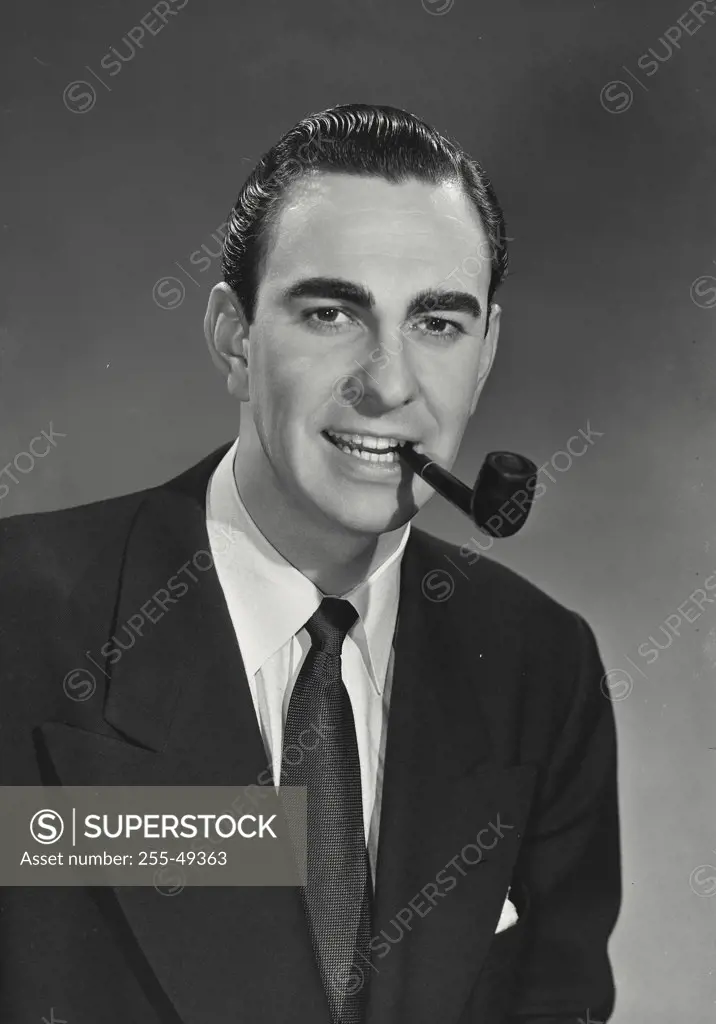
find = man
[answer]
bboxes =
[0,104,620,1023]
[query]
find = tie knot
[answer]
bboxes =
[305,598,358,656]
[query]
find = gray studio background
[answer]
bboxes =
[2,0,715,1019]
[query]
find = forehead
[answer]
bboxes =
[260,172,492,299]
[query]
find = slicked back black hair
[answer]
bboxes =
[221,103,509,324]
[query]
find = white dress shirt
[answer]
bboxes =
[205,438,410,878]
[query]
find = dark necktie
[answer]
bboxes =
[280,597,372,1024]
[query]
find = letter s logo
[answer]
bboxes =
[690,275,716,310]
[30,809,65,844]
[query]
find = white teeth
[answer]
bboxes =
[327,430,406,452]
[333,443,399,464]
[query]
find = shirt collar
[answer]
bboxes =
[205,438,410,693]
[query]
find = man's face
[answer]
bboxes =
[233,172,499,536]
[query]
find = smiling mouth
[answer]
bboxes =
[322,429,409,465]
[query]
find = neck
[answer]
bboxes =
[233,438,389,596]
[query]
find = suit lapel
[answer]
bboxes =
[39,447,332,1024]
[366,534,536,1024]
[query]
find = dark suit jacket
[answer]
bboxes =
[0,444,621,1024]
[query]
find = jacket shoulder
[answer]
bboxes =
[411,527,578,625]
[409,529,606,741]
[0,490,150,599]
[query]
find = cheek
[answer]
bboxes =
[248,338,294,412]
[422,354,482,427]
[248,348,325,449]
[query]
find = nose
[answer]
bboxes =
[353,326,419,413]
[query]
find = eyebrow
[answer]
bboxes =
[407,288,482,321]
[281,277,483,321]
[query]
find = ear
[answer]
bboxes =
[204,282,251,401]
[469,302,501,417]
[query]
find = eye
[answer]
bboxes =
[409,316,466,340]
[302,307,356,332]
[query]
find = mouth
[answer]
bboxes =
[322,429,413,468]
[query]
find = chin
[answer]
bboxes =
[321,496,415,537]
